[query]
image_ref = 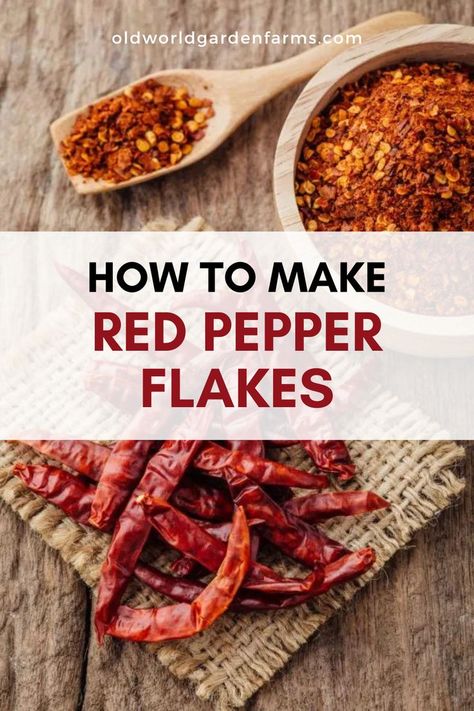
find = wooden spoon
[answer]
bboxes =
[50,11,426,194]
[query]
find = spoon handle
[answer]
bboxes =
[235,11,427,105]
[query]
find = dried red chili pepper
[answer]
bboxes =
[170,520,252,577]
[232,482,347,567]
[20,440,109,482]
[94,439,201,642]
[197,520,264,559]
[216,464,347,567]
[170,520,260,578]
[170,521,234,578]
[106,506,250,643]
[267,439,356,481]
[196,443,329,489]
[89,440,155,530]
[284,490,389,522]
[13,463,96,527]
[13,462,237,560]
[140,547,375,612]
[139,495,325,594]
[301,440,356,481]
[226,440,265,458]
[133,563,206,603]
[198,520,233,541]
[171,475,233,521]
[144,547,375,612]
[139,495,226,572]
[13,437,384,641]
[231,547,376,611]
[224,442,296,504]
[309,545,376,593]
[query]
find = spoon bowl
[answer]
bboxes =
[50,69,236,194]
[50,12,426,194]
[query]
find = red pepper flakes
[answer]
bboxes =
[296,63,473,231]
[60,79,214,183]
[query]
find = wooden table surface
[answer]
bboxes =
[1,1,473,709]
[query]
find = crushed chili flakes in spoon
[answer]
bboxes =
[60,79,214,183]
[296,62,473,231]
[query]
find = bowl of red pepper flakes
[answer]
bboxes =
[274,24,474,232]
[294,61,473,232]
[274,24,474,355]
[55,77,214,190]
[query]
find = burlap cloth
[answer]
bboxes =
[0,217,466,710]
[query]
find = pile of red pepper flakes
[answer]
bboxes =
[296,63,473,231]
[13,439,388,644]
[60,79,214,183]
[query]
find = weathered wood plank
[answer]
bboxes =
[0,505,88,711]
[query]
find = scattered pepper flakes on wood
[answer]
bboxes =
[296,63,473,231]
[60,79,214,183]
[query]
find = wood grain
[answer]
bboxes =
[1,1,473,710]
